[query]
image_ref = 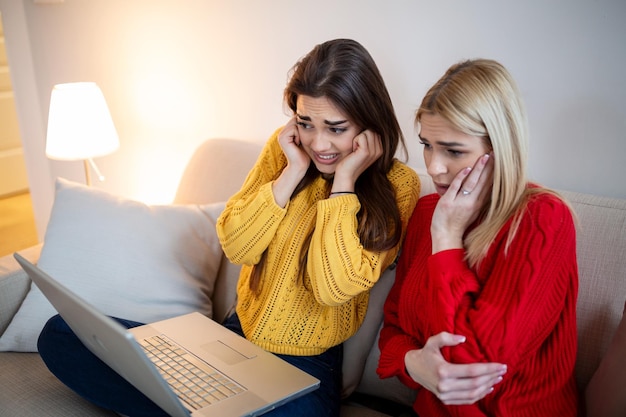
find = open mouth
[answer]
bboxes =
[315,153,339,164]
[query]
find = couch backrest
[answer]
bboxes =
[560,190,626,391]
[174,138,262,323]
[174,138,262,205]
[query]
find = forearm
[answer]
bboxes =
[217,183,285,265]
[272,163,307,208]
[309,164,420,305]
[308,195,397,305]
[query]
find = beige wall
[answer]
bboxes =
[1,0,625,237]
[0,16,29,197]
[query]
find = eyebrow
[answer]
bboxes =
[418,135,466,147]
[296,113,348,126]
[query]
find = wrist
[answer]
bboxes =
[330,172,357,193]
[273,166,305,208]
[431,231,464,254]
[329,191,356,197]
[404,349,419,381]
[284,162,309,180]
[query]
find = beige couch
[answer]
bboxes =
[1,138,625,417]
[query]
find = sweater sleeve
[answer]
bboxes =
[428,194,578,368]
[216,129,288,266]
[377,195,433,388]
[308,162,420,307]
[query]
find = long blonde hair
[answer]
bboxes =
[417,59,558,267]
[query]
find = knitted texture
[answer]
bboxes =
[217,129,420,356]
[377,192,579,416]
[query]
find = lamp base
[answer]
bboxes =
[83,160,91,186]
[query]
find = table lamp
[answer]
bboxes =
[45,82,120,185]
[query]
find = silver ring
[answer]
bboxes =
[461,189,471,195]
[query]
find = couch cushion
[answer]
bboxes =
[0,352,117,416]
[0,245,41,334]
[341,268,396,398]
[0,178,224,352]
[356,327,418,408]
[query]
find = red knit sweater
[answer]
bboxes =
[377,192,579,416]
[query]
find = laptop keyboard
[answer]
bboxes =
[140,335,245,410]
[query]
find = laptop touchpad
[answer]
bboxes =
[202,340,254,365]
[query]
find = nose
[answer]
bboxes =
[311,132,332,152]
[426,152,447,178]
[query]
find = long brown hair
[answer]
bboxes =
[249,39,406,292]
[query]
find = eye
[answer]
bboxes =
[329,127,348,134]
[447,149,464,157]
[418,140,432,150]
[296,121,312,129]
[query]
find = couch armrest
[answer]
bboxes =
[0,245,42,335]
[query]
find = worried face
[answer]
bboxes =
[295,95,361,175]
[419,113,491,196]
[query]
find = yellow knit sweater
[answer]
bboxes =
[216,130,420,356]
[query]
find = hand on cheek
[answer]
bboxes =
[278,116,310,173]
[335,130,382,186]
[431,153,493,253]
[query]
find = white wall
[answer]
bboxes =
[1,0,625,237]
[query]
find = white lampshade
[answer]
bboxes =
[46,82,120,160]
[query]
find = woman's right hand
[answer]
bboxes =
[277,116,310,174]
[404,332,506,405]
[272,117,311,207]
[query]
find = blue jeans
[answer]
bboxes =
[38,314,342,417]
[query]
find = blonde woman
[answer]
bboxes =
[378,59,579,416]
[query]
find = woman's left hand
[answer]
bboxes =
[430,153,493,253]
[405,332,506,405]
[332,129,382,191]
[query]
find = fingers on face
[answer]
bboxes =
[360,130,383,157]
[286,117,301,145]
[458,154,492,196]
[448,167,472,196]
[355,130,374,151]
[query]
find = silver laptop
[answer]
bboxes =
[14,252,319,417]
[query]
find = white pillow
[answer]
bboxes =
[0,178,225,352]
